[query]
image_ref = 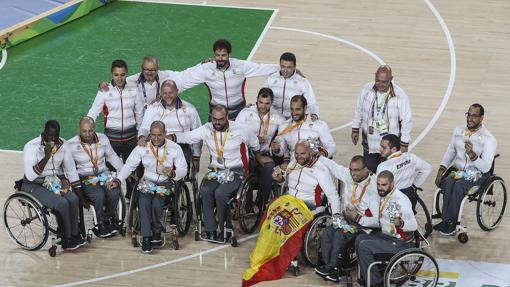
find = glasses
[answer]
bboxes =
[375,79,390,84]
[465,112,481,119]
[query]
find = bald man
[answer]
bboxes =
[351,65,413,173]
[110,121,187,253]
[66,117,124,238]
[272,140,340,215]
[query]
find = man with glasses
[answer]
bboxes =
[433,103,497,235]
[351,65,412,173]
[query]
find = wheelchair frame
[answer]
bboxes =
[431,154,507,243]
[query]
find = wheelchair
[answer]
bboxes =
[127,178,192,250]
[358,231,439,287]
[431,154,507,243]
[3,181,89,257]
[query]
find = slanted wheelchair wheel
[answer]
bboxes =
[127,185,140,233]
[302,213,330,267]
[173,182,192,236]
[384,248,439,287]
[239,176,264,234]
[3,193,50,251]
[415,196,432,238]
[476,176,507,231]
[434,189,444,219]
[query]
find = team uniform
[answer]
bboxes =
[274,116,336,161]
[439,125,497,225]
[318,157,377,275]
[179,59,279,119]
[66,132,124,236]
[22,136,81,241]
[174,121,260,234]
[354,188,417,285]
[284,157,341,215]
[235,106,285,204]
[139,98,202,169]
[376,151,432,208]
[117,140,187,239]
[126,71,186,109]
[352,82,412,172]
[264,71,319,119]
[88,81,144,197]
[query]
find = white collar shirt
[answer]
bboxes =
[377,151,432,189]
[234,106,285,153]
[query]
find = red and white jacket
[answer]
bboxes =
[180,58,279,109]
[285,158,341,214]
[87,82,144,141]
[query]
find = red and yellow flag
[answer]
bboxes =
[242,195,314,286]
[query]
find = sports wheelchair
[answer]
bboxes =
[358,231,439,287]
[127,178,192,250]
[3,180,89,257]
[432,154,507,243]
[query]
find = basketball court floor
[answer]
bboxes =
[0,0,509,286]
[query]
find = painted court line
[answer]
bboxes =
[53,234,259,287]
[122,0,276,11]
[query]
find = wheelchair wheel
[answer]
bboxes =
[239,176,264,234]
[173,181,192,236]
[302,213,331,267]
[433,189,444,219]
[384,248,439,287]
[111,192,127,236]
[3,193,49,251]
[476,176,507,231]
[415,196,432,238]
[127,186,140,234]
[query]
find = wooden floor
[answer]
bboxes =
[1,0,510,286]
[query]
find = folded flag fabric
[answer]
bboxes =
[242,195,314,287]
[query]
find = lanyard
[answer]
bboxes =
[80,142,99,174]
[378,188,397,218]
[278,117,305,137]
[387,151,402,160]
[141,80,160,102]
[149,142,167,167]
[371,89,391,119]
[213,130,229,159]
[351,177,370,205]
[258,111,271,137]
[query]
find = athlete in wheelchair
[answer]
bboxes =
[234,87,286,234]
[312,155,377,283]
[110,121,188,253]
[4,120,86,254]
[137,79,202,200]
[170,105,260,245]
[272,140,341,275]
[348,171,438,287]
[432,104,506,242]
[67,116,125,238]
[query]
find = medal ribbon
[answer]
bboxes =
[149,142,167,168]
[379,188,397,219]
[351,177,370,205]
[258,111,271,137]
[80,142,99,174]
[277,118,305,137]
[213,130,229,160]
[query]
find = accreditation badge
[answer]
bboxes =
[368,126,374,135]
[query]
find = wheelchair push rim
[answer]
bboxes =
[302,213,330,267]
[384,248,439,287]
[238,176,264,234]
[173,182,193,236]
[477,176,507,231]
[3,193,50,251]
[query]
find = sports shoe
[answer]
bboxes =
[62,238,79,251]
[325,267,342,283]
[142,237,153,253]
[151,233,163,248]
[439,221,456,236]
[433,221,445,231]
[72,234,87,248]
[205,231,217,241]
[98,225,113,238]
[314,265,332,277]
[217,231,232,243]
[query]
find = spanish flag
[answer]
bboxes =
[242,195,314,286]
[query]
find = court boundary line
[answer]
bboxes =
[0,48,7,71]
[122,0,276,11]
[25,0,453,285]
